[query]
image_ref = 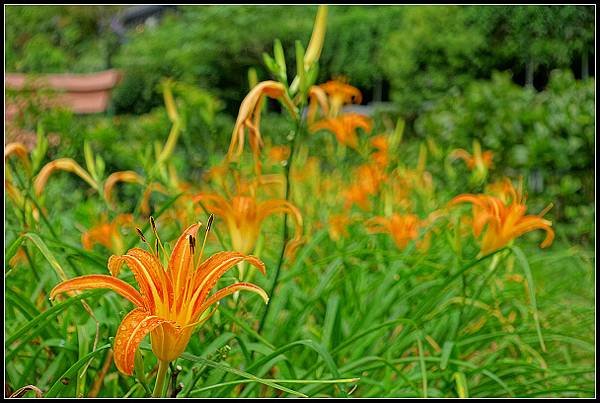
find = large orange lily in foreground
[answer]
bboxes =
[51,219,269,379]
[449,180,554,256]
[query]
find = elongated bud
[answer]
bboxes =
[304,5,328,70]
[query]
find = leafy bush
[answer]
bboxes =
[381,5,594,117]
[113,6,403,114]
[5,5,119,73]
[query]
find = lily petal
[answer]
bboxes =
[113,308,170,375]
[187,252,266,317]
[193,282,269,321]
[50,274,145,308]
[167,223,200,308]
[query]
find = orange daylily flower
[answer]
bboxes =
[318,79,362,117]
[449,181,554,256]
[227,80,297,163]
[81,214,134,255]
[328,214,351,242]
[51,220,269,375]
[307,86,330,124]
[310,113,372,149]
[193,192,303,259]
[370,135,390,168]
[485,177,520,204]
[367,214,427,250]
[343,163,386,210]
[267,145,291,164]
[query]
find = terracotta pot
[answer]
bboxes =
[5,69,122,114]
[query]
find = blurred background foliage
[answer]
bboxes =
[5,4,595,246]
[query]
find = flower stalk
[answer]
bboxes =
[152,360,170,398]
[257,106,305,333]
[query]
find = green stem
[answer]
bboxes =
[257,109,305,334]
[152,360,170,398]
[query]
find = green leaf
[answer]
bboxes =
[45,344,111,397]
[440,341,454,370]
[5,236,24,267]
[176,351,307,398]
[22,232,67,282]
[511,246,547,352]
[273,38,286,81]
[6,290,104,351]
[453,371,469,398]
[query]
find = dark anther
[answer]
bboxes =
[136,228,147,243]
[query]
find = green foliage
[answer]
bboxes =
[5,5,119,73]
[113,6,403,113]
[382,6,489,117]
[381,5,594,116]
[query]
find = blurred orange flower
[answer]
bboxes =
[449,180,554,256]
[328,214,351,242]
[34,158,98,196]
[318,79,362,116]
[343,164,386,211]
[267,145,291,164]
[370,135,390,168]
[81,214,134,255]
[310,113,372,149]
[367,214,428,250]
[193,192,303,259]
[51,221,269,375]
[103,171,144,209]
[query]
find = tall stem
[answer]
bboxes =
[152,360,170,398]
[257,111,304,334]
